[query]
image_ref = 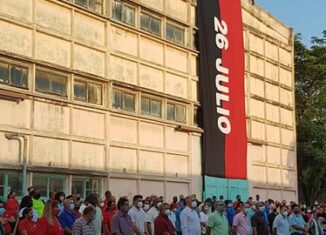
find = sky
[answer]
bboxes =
[255,0,326,46]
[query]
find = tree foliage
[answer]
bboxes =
[295,31,326,205]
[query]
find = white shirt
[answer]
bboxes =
[169,212,177,228]
[128,206,147,233]
[145,207,159,235]
[92,206,103,235]
[200,211,209,234]
[180,207,201,235]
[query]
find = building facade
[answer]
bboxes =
[0,0,297,201]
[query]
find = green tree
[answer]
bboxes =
[295,31,326,205]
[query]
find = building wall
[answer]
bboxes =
[0,0,296,201]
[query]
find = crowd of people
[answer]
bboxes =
[0,186,325,235]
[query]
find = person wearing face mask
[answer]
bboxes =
[268,204,278,234]
[32,190,45,218]
[154,203,175,235]
[36,200,63,235]
[288,204,307,235]
[272,206,290,235]
[20,187,35,210]
[175,200,185,235]
[143,200,150,213]
[72,196,81,219]
[128,195,146,235]
[251,202,269,235]
[59,199,77,235]
[168,204,177,229]
[146,197,162,235]
[225,200,236,228]
[308,207,323,235]
[232,202,251,235]
[0,200,13,235]
[207,201,229,235]
[55,192,66,215]
[111,197,135,235]
[103,197,117,235]
[180,195,201,235]
[6,191,19,232]
[18,208,37,235]
[246,203,256,234]
[200,203,210,235]
[84,194,102,235]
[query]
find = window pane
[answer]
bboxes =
[49,178,64,193]
[0,173,4,198]
[123,5,135,26]
[151,17,161,36]
[176,105,186,123]
[141,97,150,115]
[75,0,87,7]
[151,99,161,117]
[89,0,102,13]
[124,93,135,112]
[0,62,9,83]
[32,175,48,197]
[112,0,123,21]
[166,24,175,42]
[174,27,184,44]
[51,74,67,96]
[74,81,87,101]
[167,103,175,121]
[8,173,22,197]
[85,178,100,196]
[140,13,150,31]
[72,178,84,198]
[88,83,102,105]
[36,70,51,93]
[10,65,28,88]
[113,90,122,109]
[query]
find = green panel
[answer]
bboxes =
[204,176,249,201]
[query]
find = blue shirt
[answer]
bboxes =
[59,209,77,235]
[273,214,290,235]
[175,207,183,232]
[226,206,235,225]
[288,214,305,234]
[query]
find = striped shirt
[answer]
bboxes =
[72,217,96,235]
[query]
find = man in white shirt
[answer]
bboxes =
[180,195,201,235]
[146,197,162,235]
[128,195,147,235]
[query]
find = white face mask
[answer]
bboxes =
[144,204,150,211]
[137,201,143,208]
[282,211,288,217]
[157,202,162,208]
[100,202,105,208]
[59,196,64,202]
[165,209,171,216]
[191,201,197,208]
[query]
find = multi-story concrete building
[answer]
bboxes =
[0,0,297,201]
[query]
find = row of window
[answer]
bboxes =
[113,89,187,123]
[69,0,186,45]
[0,171,102,200]
[0,60,188,124]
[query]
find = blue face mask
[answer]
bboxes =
[0,208,5,216]
[69,204,75,210]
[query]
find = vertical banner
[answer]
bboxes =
[198,0,247,179]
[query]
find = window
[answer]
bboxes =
[36,69,67,97]
[166,23,184,45]
[32,174,65,199]
[113,89,135,112]
[112,0,135,26]
[72,177,102,199]
[75,0,103,14]
[0,172,23,199]
[74,80,102,105]
[140,13,161,36]
[167,103,186,123]
[0,61,28,88]
[141,96,162,117]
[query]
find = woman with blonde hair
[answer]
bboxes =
[36,200,63,235]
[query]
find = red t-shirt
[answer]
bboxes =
[0,214,12,235]
[36,216,64,235]
[5,199,19,218]
[103,209,117,235]
[154,213,175,235]
[18,218,37,235]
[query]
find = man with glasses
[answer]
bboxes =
[111,197,135,235]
